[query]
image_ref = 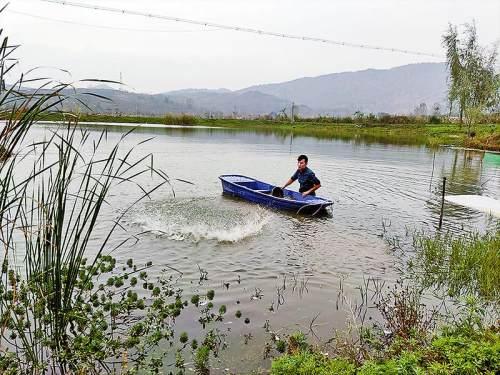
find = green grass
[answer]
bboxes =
[28,112,500,151]
[410,230,500,302]
[271,352,355,375]
[271,324,500,375]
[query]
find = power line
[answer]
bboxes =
[7,9,222,33]
[39,0,443,58]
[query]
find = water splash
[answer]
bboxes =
[132,197,271,243]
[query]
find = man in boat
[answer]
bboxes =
[282,154,321,197]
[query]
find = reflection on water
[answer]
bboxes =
[77,122,431,147]
[22,124,500,371]
[446,150,484,195]
[426,149,499,227]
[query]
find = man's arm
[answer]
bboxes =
[282,178,294,189]
[283,170,298,189]
[302,183,321,197]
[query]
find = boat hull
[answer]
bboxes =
[219,175,333,214]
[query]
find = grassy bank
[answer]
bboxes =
[270,229,500,374]
[31,112,500,151]
[271,325,500,374]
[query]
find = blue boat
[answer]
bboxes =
[219,175,333,215]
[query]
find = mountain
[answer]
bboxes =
[240,63,448,115]
[164,88,232,95]
[63,88,204,115]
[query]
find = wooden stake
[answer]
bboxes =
[438,177,446,230]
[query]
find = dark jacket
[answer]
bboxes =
[291,167,321,194]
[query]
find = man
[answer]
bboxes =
[282,154,321,197]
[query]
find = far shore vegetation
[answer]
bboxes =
[23,111,500,151]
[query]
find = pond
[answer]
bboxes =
[26,124,500,371]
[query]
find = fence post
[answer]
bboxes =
[438,177,447,230]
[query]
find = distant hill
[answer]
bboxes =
[63,88,203,115]
[240,63,448,115]
[164,88,232,95]
[17,63,448,117]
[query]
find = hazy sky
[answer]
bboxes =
[3,0,499,93]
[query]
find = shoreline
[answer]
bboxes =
[32,120,224,130]
[4,114,498,151]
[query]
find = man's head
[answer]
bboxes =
[297,154,308,171]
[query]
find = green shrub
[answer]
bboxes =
[271,352,355,375]
[357,359,400,375]
[271,319,499,374]
[288,332,309,354]
[430,328,500,374]
[163,113,198,125]
[194,345,211,375]
[352,327,499,374]
[429,115,442,124]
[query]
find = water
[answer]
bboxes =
[16,124,500,371]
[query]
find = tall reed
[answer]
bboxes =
[0,14,231,372]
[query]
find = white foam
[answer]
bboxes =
[445,195,500,217]
[135,214,269,243]
[133,199,271,243]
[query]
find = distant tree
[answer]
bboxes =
[353,110,364,122]
[278,106,289,120]
[431,103,441,116]
[414,102,428,116]
[442,22,499,134]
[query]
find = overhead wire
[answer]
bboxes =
[7,9,222,33]
[38,0,443,58]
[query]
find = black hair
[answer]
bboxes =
[297,154,308,163]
